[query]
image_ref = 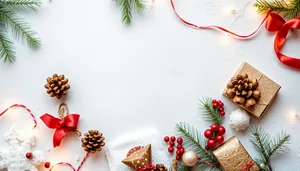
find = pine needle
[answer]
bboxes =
[175,122,220,170]
[0,26,15,62]
[199,97,223,125]
[254,0,300,18]
[116,0,146,24]
[0,0,41,12]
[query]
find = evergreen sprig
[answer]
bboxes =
[254,0,300,18]
[175,122,221,171]
[115,0,146,24]
[199,97,223,125]
[250,127,291,171]
[0,0,40,62]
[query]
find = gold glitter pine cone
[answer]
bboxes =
[226,73,261,108]
[45,74,70,99]
[81,130,105,153]
[150,164,168,171]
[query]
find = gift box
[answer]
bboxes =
[213,136,259,171]
[223,62,281,118]
[122,144,152,169]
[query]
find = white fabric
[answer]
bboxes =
[105,129,170,171]
[0,126,44,171]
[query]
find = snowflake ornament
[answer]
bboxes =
[0,126,44,171]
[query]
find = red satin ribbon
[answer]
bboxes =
[136,161,155,171]
[40,113,80,147]
[240,160,254,171]
[170,0,300,70]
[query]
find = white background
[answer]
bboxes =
[0,0,299,170]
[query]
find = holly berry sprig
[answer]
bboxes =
[204,124,226,149]
[163,136,185,160]
[212,99,225,116]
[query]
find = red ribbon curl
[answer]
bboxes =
[170,0,300,70]
[240,160,254,171]
[40,113,80,147]
[136,161,155,171]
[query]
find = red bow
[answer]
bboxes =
[240,160,254,171]
[40,113,80,147]
[265,13,300,70]
[136,161,155,171]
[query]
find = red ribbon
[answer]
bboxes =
[240,160,254,171]
[170,0,300,70]
[136,161,155,171]
[40,113,80,147]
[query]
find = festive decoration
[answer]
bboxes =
[200,97,225,125]
[0,0,41,62]
[181,151,198,167]
[223,62,281,118]
[45,74,70,99]
[164,136,185,160]
[213,136,259,171]
[115,0,146,24]
[225,73,261,108]
[81,130,105,153]
[170,0,300,70]
[254,0,300,18]
[229,109,250,131]
[122,144,152,169]
[250,127,291,171]
[40,103,81,147]
[0,126,44,171]
[151,164,168,171]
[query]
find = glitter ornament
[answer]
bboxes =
[182,151,198,167]
[229,109,250,131]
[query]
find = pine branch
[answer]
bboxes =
[0,26,15,62]
[269,132,291,158]
[117,0,132,24]
[132,0,145,13]
[177,163,192,171]
[175,122,220,170]
[199,97,223,125]
[0,0,41,12]
[0,9,40,49]
[250,127,271,163]
[254,0,300,18]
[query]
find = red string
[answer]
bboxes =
[0,104,37,129]
[170,0,270,39]
[198,157,222,171]
[49,153,90,171]
[240,160,254,171]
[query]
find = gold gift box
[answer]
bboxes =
[213,136,259,171]
[223,62,281,118]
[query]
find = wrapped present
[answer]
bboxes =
[213,136,259,171]
[223,62,281,118]
[122,144,152,169]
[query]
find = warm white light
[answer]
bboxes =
[223,5,236,14]
[220,33,231,46]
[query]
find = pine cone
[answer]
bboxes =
[226,73,261,108]
[150,164,168,171]
[45,74,70,99]
[81,130,105,153]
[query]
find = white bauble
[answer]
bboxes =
[182,151,198,167]
[229,109,250,131]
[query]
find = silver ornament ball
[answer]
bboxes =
[182,151,198,167]
[260,163,266,169]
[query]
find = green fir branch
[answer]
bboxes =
[0,26,15,62]
[177,163,192,171]
[0,9,40,49]
[254,0,300,18]
[199,97,223,125]
[116,0,146,24]
[175,122,220,171]
[0,0,41,12]
[269,132,291,158]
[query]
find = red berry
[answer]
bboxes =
[177,138,183,144]
[217,100,222,104]
[212,99,217,103]
[168,147,174,153]
[219,102,224,107]
[213,103,218,108]
[218,126,226,135]
[179,148,185,154]
[176,155,181,160]
[205,145,209,150]
[204,129,213,139]
[176,150,180,155]
[164,136,169,142]
[177,144,182,149]
[170,136,176,142]
[210,124,219,132]
[26,152,32,159]
[44,162,51,168]
[218,107,224,111]
[216,135,224,144]
[207,140,217,148]
[169,141,175,146]
[220,111,225,116]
